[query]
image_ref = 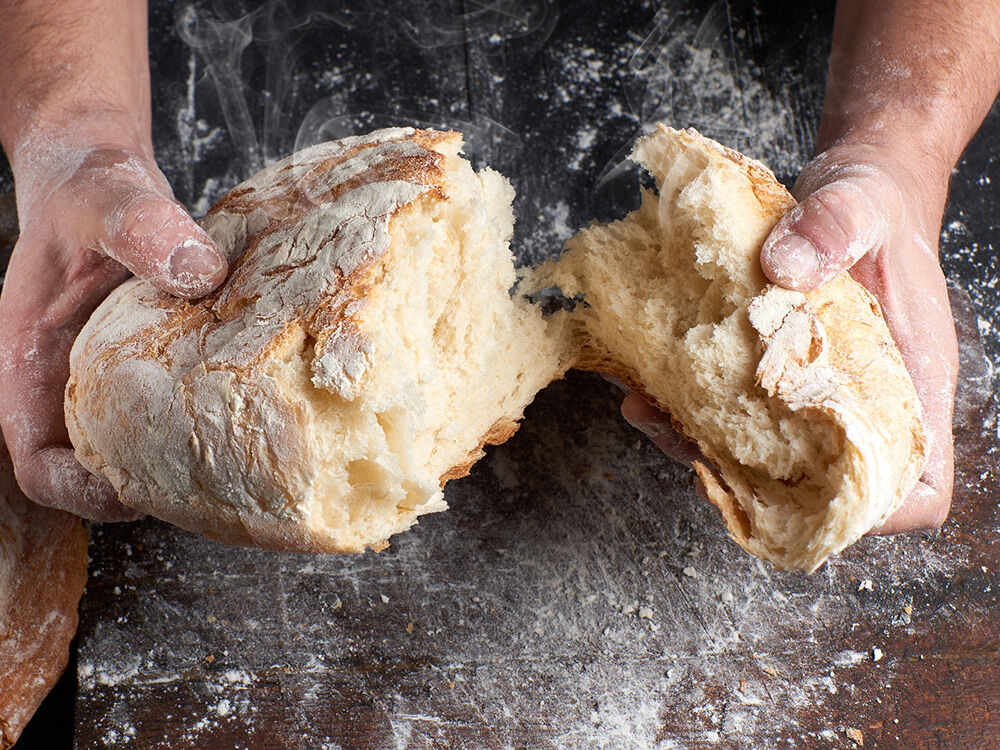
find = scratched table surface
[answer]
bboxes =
[4,1,1000,748]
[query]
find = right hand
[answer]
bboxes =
[0,133,228,520]
[759,144,957,534]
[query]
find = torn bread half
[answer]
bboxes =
[529,125,926,571]
[66,128,570,553]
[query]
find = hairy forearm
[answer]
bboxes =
[821,0,1000,174]
[0,0,151,164]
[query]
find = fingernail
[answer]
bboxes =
[168,239,225,291]
[764,234,819,288]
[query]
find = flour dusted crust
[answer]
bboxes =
[539,125,926,571]
[67,127,567,553]
[0,440,88,748]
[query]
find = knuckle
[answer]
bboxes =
[78,148,169,193]
[915,475,953,530]
[105,195,186,277]
[9,456,46,505]
[810,185,877,253]
[107,191,159,246]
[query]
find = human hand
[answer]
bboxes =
[759,145,956,533]
[622,0,1000,536]
[0,131,228,520]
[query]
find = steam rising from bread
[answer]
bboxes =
[176,0,556,177]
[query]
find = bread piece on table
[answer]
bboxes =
[66,128,570,553]
[531,125,926,571]
[0,440,88,748]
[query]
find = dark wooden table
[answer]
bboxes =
[5,1,1000,748]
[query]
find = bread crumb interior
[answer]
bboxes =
[267,139,566,549]
[530,135,846,556]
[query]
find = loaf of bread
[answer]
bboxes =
[66,128,570,553]
[0,439,88,748]
[66,125,925,571]
[530,125,925,571]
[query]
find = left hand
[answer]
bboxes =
[0,128,227,521]
[759,144,957,533]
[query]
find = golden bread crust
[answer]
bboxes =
[66,123,925,571]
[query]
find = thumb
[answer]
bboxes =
[25,145,229,298]
[103,191,228,298]
[760,162,903,292]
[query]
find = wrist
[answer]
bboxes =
[819,0,1000,192]
[5,104,152,172]
[7,107,157,219]
[798,137,951,245]
[0,0,153,167]
[816,108,962,187]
